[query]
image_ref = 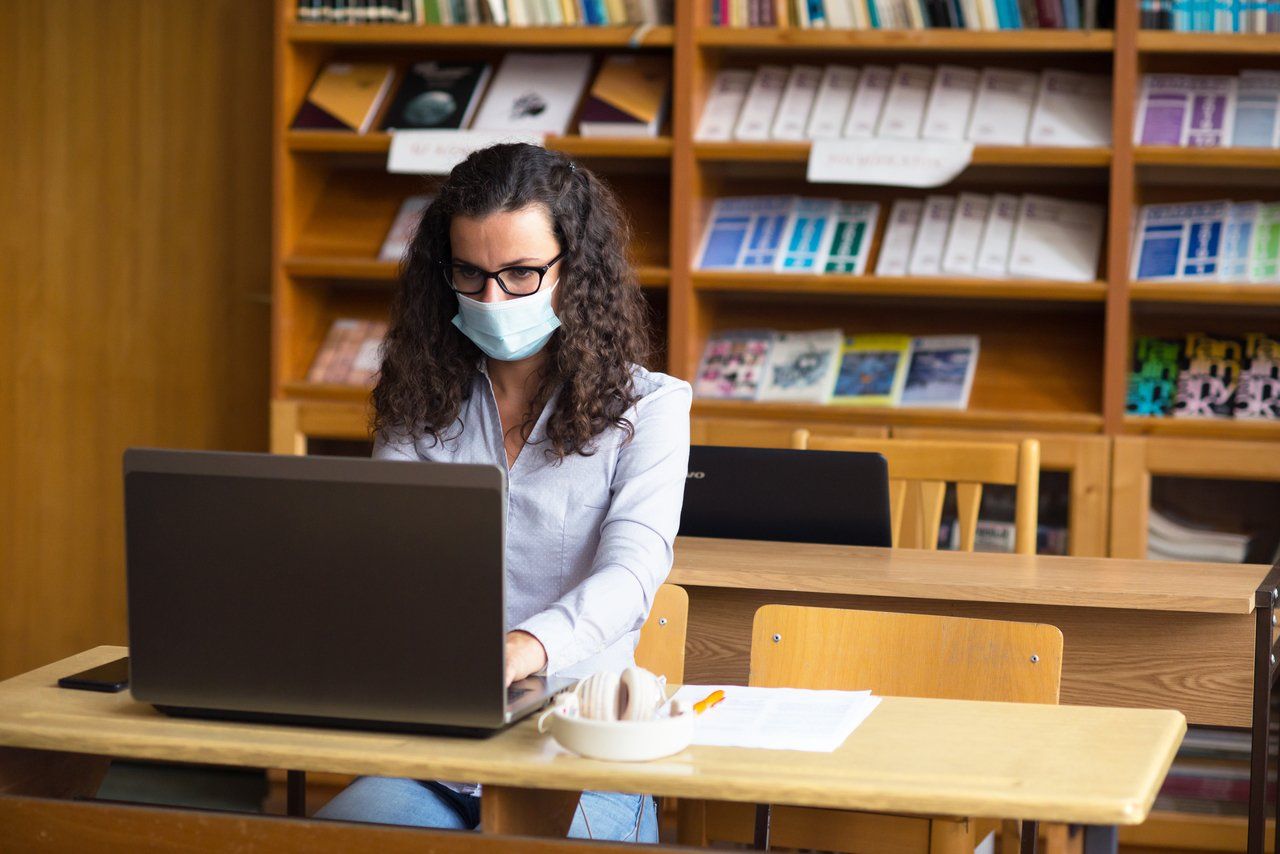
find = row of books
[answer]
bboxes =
[308,319,390,386]
[293,53,669,137]
[697,64,1110,146]
[1136,71,1280,148]
[694,330,980,408]
[696,193,1105,282]
[296,0,672,24]
[1126,333,1280,420]
[1140,0,1280,31]
[1131,200,1280,283]
[711,0,1115,28]
[1148,507,1251,563]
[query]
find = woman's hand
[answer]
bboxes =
[504,630,549,687]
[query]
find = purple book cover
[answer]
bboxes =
[1187,93,1230,147]
[1139,94,1187,145]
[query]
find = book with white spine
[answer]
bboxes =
[921,64,980,141]
[1007,195,1106,282]
[806,65,858,139]
[843,65,892,138]
[908,195,957,277]
[966,67,1039,145]
[875,64,934,140]
[771,65,823,141]
[695,69,753,142]
[941,193,991,275]
[1027,69,1113,147]
[875,199,924,276]
[975,193,1019,278]
[471,52,593,135]
[734,65,790,141]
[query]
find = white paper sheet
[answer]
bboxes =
[669,685,881,752]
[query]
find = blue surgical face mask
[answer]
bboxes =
[451,280,561,362]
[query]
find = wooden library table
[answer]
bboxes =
[668,537,1280,854]
[0,647,1182,853]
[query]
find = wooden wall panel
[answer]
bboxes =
[0,1,273,678]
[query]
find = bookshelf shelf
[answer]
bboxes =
[286,131,675,159]
[1129,281,1280,306]
[693,399,1104,434]
[694,26,1114,51]
[1137,31,1280,54]
[285,22,674,46]
[284,254,670,287]
[282,381,371,403]
[692,271,1107,302]
[693,141,1111,167]
[1123,416,1280,441]
[1135,147,1280,169]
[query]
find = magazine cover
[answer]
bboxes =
[692,330,776,400]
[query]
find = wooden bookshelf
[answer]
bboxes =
[1137,30,1280,54]
[694,26,1114,51]
[286,130,675,158]
[691,271,1107,302]
[272,0,1280,604]
[286,22,674,46]
[693,141,1112,166]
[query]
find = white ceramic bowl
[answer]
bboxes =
[538,707,694,762]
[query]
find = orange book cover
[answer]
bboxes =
[291,62,396,134]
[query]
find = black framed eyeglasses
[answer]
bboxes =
[441,251,566,297]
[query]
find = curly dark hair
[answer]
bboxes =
[371,143,653,460]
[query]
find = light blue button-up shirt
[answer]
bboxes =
[373,364,692,679]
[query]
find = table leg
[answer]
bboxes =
[753,803,771,849]
[0,747,110,799]
[481,785,580,837]
[1081,825,1116,854]
[1021,819,1038,854]
[1251,561,1280,854]
[287,770,306,817]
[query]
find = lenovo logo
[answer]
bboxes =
[686,471,705,480]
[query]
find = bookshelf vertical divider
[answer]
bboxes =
[1102,0,1138,433]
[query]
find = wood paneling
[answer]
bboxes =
[0,1,273,678]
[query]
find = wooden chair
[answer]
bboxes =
[690,416,887,449]
[679,605,1065,854]
[792,431,1041,555]
[634,583,689,683]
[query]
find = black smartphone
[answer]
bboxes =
[57,657,129,693]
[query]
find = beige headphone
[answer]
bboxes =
[566,667,667,722]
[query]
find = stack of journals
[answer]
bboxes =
[711,0,1114,29]
[1147,507,1251,563]
[1140,0,1280,32]
[697,64,1111,147]
[693,330,980,409]
[1131,201,1280,283]
[308,319,390,387]
[296,0,673,25]
[696,193,1105,283]
[293,54,670,138]
[1125,332,1280,420]
[1135,71,1280,148]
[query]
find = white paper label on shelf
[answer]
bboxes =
[387,130,547,175]
[806,139,974,188]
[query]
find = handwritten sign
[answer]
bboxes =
[387,130,546,175]
[806,139,975,188]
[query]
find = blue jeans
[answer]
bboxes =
[315,776,659,843]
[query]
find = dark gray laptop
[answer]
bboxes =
[123,448,569,736]
[681,445,893,547]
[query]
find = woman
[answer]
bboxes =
[314,143,691,843]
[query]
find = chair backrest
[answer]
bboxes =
[750,604,1063,704]
[634,584,688,683]
[791,431,1041,555]
[690,416,887,449]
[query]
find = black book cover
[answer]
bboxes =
[382,61,492,131]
